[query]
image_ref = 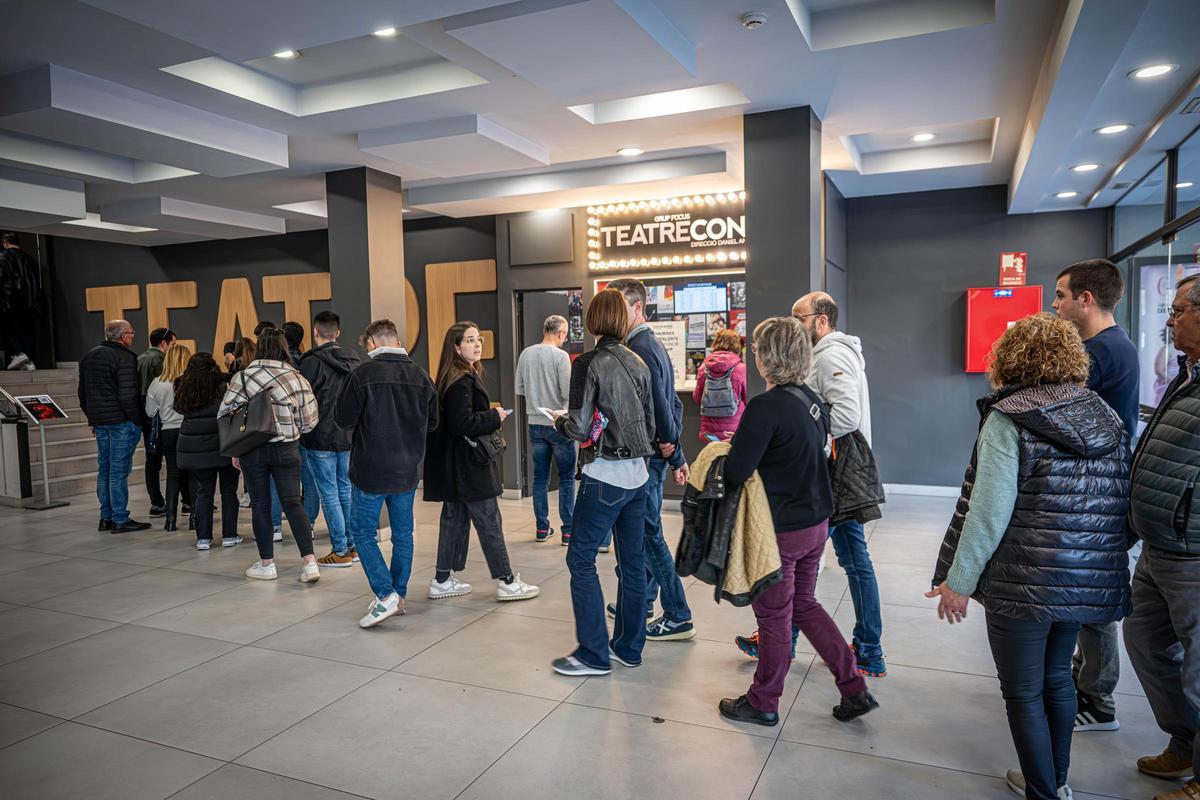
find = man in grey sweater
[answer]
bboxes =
[515,315,575,543]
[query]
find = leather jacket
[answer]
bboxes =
[555,336,655,466]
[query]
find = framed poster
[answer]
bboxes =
[14,395,68,421]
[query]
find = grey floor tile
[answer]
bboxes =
[0,601,17,613]
[237,672,556,800]
[396,612,585,699]
[835,600,998,677]
[80,646,381,761]
[34,569,244,623]
[458,703,775,800]
[685,571,842,654]
[404,560,562,611]
[870,560,947,609]
[85,534,225,567]
[0,557,153,604]
[255,595,491,670]
[568,637,812,738]
[136,581,359,644]
[0,546,66,575]
[0,605,118,664]
[0,722,220,800]
[0,528,133,558]
[170,764,366,800]
[1067,698,1182,799]
[492,568,619,625]
[0,701,62,749]
[0,624,237,718]
[751,740,1017,799]
[862,532,945,569]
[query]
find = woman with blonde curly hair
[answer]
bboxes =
[928,312,1133,800]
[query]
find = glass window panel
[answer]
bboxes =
[1114,158,1167,254]
[1178,125,1200,218]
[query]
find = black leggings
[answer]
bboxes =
[239,441,312,560]
[160,429,192,519]
[191,465,240,541]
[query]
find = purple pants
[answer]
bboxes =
[747,520,867,714]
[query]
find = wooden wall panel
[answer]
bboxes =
[424,259,496,379]
[84,284,140,340]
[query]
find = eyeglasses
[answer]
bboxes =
[792,312,821,321]
[1169,304,1198,319]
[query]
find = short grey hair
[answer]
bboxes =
[752,316,811,386]
[104,320,131,341]
[1180,275,1200,306]
[543,315,567,335]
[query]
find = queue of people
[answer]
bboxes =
[72,260,1200,800]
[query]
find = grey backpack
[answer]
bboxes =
[701,368,738,417]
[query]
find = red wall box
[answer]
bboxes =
[965,286,1043,373]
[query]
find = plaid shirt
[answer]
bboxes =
[220,359,318,443]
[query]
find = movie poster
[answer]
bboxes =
[566,290,584,354]
[729,309,746,338]
[706,312,729,344]
[728,281,746,308]
[1139,263,1200,411]
[686,314,707,348]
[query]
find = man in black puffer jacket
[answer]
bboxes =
[298,311,361,566]
[77,320,150,533]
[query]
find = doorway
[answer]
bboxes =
[513,288,583,499]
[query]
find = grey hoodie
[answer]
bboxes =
[809,331,872,444]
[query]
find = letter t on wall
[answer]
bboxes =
[146,281,198,353]
[85,284,140,341]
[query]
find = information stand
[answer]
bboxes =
[0,388,70,510]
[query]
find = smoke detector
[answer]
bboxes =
[741,11,767,30]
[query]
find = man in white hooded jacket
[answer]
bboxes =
[793,292,886,677]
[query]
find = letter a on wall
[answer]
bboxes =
[212,278,259,363]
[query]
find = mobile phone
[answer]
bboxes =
[705,434,722,443]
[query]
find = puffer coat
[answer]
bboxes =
[933,383,1133,624]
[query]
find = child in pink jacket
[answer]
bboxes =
[693,329,748,441]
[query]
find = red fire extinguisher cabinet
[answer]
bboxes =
[965,286,1043,373]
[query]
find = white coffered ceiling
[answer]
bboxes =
[0,0,1196,245]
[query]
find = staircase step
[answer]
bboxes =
[0,367,78,385]
[30,436,102,460]
[31,449,146,479]
[28,473,101,501]
[32,420,94,443]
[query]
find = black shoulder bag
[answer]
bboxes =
[462,378,507,466]
[218,374,280,457]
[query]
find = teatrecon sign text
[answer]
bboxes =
[600,213,746,250]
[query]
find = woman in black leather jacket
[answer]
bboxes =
[550,288,656,677]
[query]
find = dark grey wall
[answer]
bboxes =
[823,177,848,324]
[51,230,329,361]
[846,184,1109,486]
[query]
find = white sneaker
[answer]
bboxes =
[238,494,251,508]
[272,528,283,542]
[299,563,320,583]
[21,362,34,371]
[221,536,243,547]
[195,539,212,550]
[359,592,401,628]
[1006,770,1072,799]
[6,353,29,370]
[428,575,472,599]
[497,574,539,602]
[245,561,277,580]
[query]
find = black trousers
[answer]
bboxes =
[436,497,512,580]
[143,422,164,507]
[239,440,312,560]
[159,429,192,520]
[191,465,240,541]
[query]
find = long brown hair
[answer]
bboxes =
[173,353,225,413]
[435,321,483,397]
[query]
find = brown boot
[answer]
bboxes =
[1139,747,1194,779]
[1155,779,1200,800]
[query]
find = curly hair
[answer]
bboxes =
[986,312,1089,389]
[711,328,743,353]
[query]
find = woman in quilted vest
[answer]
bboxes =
[928,313,1132,800]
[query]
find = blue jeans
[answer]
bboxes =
[350,487,415,600]
[616,458,691,622]
[530,424,576,535]
[303,448,352,554]
[95,420,141,524]
[987,611,1080,800]
[568,476,650,669]
[830,519,883,658]
[299,447,320,524]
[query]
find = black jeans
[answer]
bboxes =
[191,465,240,541]
[160,429,192,520]
[986,610,1081,800]
[143,421,164,507]
[239,441,312,560]
[436,497,512,580]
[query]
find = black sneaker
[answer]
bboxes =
[646,615,696,641]
[181,503,192,515]
[1074,693,1120,732]
[536,527,554,543]
[561,532,571,547]
[832,690,879,722]
[98,519,113,531]
[607,602,654,620]
[718,695,778,727]
[551,655,610,676]
[148,505,166,518]
[111,519,152,534]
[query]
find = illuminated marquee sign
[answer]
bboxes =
[587,191,746,271]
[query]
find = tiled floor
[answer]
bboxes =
[0,487,1175,799]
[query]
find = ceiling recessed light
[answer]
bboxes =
[372,27,397,37]
[1096,124,1130,135]
[1130,64,1176,79]
[911,132,935,142]
[616,147,643,157]
[1178,182,1195,189]
[1071,163,1100,172]
[1055,191,1079,199]
[273,49,298,59]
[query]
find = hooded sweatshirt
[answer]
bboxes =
[298,342,361,451]
[810,331,872,444]
[693,350,747,440]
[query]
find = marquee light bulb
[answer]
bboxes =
[739,191,746,200]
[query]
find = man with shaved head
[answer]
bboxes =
[735,292,888,678]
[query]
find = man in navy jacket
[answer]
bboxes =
[607,278,695,641]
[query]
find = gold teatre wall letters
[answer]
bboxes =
[146,281,198,353]
[85,284,141,329]
[262,273,333,351]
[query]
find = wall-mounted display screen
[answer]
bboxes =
[674,282,727,314]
